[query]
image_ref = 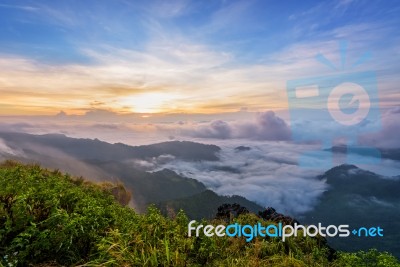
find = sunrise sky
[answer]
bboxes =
[1,0,400,216]
[0,0,399,115]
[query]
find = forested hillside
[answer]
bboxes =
[0,162,398,266]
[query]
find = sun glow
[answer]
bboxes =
[119,93,180,113]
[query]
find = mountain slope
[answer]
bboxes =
[302,164,400,258]
[157,189,264,220]
[0,132,263,216]
[1,162,397,266]
[91,161,208,211]
[0,132,221,162]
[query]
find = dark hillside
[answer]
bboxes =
[303,164,400,258]
[0,162,398,266]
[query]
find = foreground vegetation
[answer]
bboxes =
[0,161,398,266]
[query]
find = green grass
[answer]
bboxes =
[0,161,398,266]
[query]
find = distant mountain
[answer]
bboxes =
[157,190,264,220]
[302,164,400,258]
[0,132,221,162]
[234,146,251,152]
[90,160,209,212]
[0,132,262,216]
[330,145,400,161]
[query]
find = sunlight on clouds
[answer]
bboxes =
[0,41,288,115]
[0,0,398,117]
[118,92,182,113]
[0,29,397,115]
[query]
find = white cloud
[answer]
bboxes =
[1,109,399,215]
[181,111,291,141]
[0,138,23,156]
[152,141,328,215]
[360,107,400,149]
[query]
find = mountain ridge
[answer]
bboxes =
[0,132,262,216]
[303,164,400,258]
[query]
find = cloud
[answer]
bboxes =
[0,0,399,116]
[129,154,176,171]
[150,141,327,215]
[0,41,244,114]
[0,4,38,12]
[237,111,291,140]
[359,107,400,148]
[0,109,291,145]
[149,0,191,18]
[0,138,23,156]
[204,0,254,34]
[186,120,232,139]
[0,136,109,181]
[1,110,399,215]
[0,23,398,115]
[1,104,399,151]
[182,111,291,141]
[335,0,356,9]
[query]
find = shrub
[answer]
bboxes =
[0,161,399,266]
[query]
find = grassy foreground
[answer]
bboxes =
[0,161,399,266]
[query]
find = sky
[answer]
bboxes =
[0,0,399,116]
[0,0,400,215]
